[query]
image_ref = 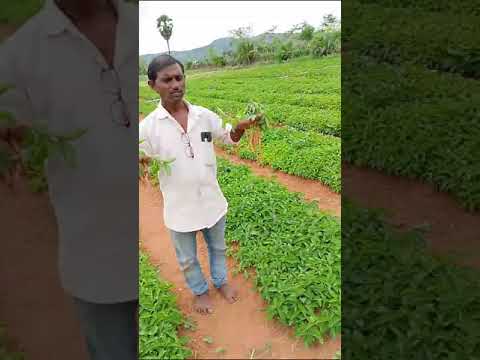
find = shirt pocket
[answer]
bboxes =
[197,133,216,166]
[197,139,217,185]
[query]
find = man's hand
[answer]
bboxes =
[0,125,29,188]
[139,155,150,166]
[138,154,150,183]
[230,113,264,143]
[0,124,29,145]
[235,113,264,131]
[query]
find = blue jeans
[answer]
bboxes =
[72,297,138,360]
[169,215,228,295]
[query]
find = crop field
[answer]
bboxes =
[343,1,480,211]
[343,0,480,358]
[139,160,341,354]
[218,159,341,344]
[343,200,480,359]
[139,55,341,357]
[139,252,192,359]
[139,55,341,193]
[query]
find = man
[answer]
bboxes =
[139,54,260,314]
[0,1,138,359]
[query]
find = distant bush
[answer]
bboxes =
[233,39,257,65]
[310,31,341,57]
[275,41,294,62]
[180,21,341,70]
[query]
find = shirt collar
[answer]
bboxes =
[157,100,194,120]
[44,0,123,37]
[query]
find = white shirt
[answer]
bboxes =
[139,101,239,232]
[0,0,138,303]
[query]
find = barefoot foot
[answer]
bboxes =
[193,292,213,315]
[217,283,239,304]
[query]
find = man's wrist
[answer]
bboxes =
[230,125,245,142]
[234,123,246,133]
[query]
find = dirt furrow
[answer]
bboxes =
[214,146,341,217]
[139,183,340,359]
[343,163,480,268]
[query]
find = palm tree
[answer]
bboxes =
[157,15,173,54]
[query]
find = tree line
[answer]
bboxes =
[139,14,341,73]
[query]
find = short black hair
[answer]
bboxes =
[147,54,185,81]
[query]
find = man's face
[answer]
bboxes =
[149,63,185,103]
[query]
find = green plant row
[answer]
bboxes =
[140,57,340,95]
[187,95,340,136]
[343,2,480,78]
[343,200,480,359]
[139,56,340,135]
[187,86,340,111]
[343,53,480,109]
[219,126,341,193]
[187,72,340,97]
[140,79,339,101]
[351,0,480,16]
[139,252,192,360]
[187,55,340,80]
[139,91,340,137]
[343,57,480,210]
[217,158,341,346]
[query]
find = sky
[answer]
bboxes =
[139,1,341,55]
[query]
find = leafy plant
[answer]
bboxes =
[343,200,480,359]
[343,52,480,210]
[215,347,226,354]
[139,139,176,185]
[243,101,269,153]
[1,85,87,192]
[217,159,341,345]
[202,336,214,344]
[139,252,192,359]
[20,126,87,192]
[147,158,176,185]
[218,127,341,192]
[344,2,480,78]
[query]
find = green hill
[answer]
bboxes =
[140,32,290,64]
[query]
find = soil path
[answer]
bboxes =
[214,146,340,217]
[0,181,89,360]
[139,183,341,359]
[343,163,480,268]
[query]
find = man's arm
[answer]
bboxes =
[229,115,262,143]
[138,119,155,162]
[229,125,246,143]
[210,112,261,145]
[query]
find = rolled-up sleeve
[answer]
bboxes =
[139,119,155,157]
[209,110,240,145]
